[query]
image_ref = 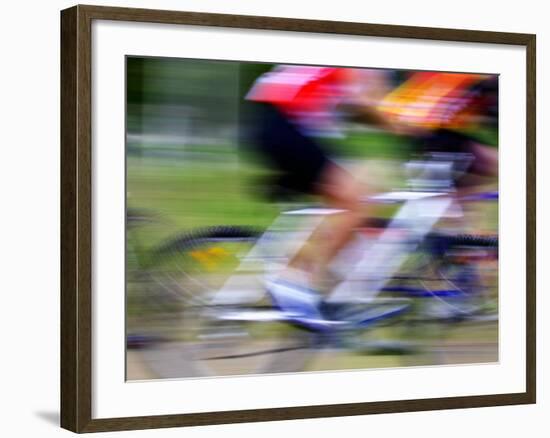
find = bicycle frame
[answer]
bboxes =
[208,155,497,330]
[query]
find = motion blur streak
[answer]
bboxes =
[125,57,498,381]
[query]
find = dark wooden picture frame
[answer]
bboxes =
[61,4,536,433]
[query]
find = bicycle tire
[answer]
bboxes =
[370,225,498,321]
[426,232,498,320]
[130,226,317,379]
[395,232,499,367]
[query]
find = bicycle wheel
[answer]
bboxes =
[390,233,499,367]
[380,232,498,319]
[129,226,317,379]
[422,233,498,320]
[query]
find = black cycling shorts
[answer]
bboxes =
[418,128,475,155]
[250,103,332,195]
[416,128,496,186]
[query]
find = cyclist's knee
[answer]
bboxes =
[318,165,363,211]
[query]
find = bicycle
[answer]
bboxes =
[128,152,498,379]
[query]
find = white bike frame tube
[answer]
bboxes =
[210,208,342,304]
[326,195,454,303]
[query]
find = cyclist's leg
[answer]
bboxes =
[249,103,367,293]
[311,163,366,273]
[419,128,498,183]
[469,142,498,176]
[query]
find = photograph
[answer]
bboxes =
[124,58,500,380]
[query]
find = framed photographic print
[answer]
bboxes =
[60,4,536,433]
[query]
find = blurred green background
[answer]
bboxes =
[126,57,497,247]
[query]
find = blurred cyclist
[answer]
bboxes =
[245,65,498,304]
[245,65,391,295]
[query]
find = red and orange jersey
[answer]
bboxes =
[377,72,490,130]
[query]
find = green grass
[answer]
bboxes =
[126,130,413,237]
[126,144,499,373]
[127,156,281,249]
